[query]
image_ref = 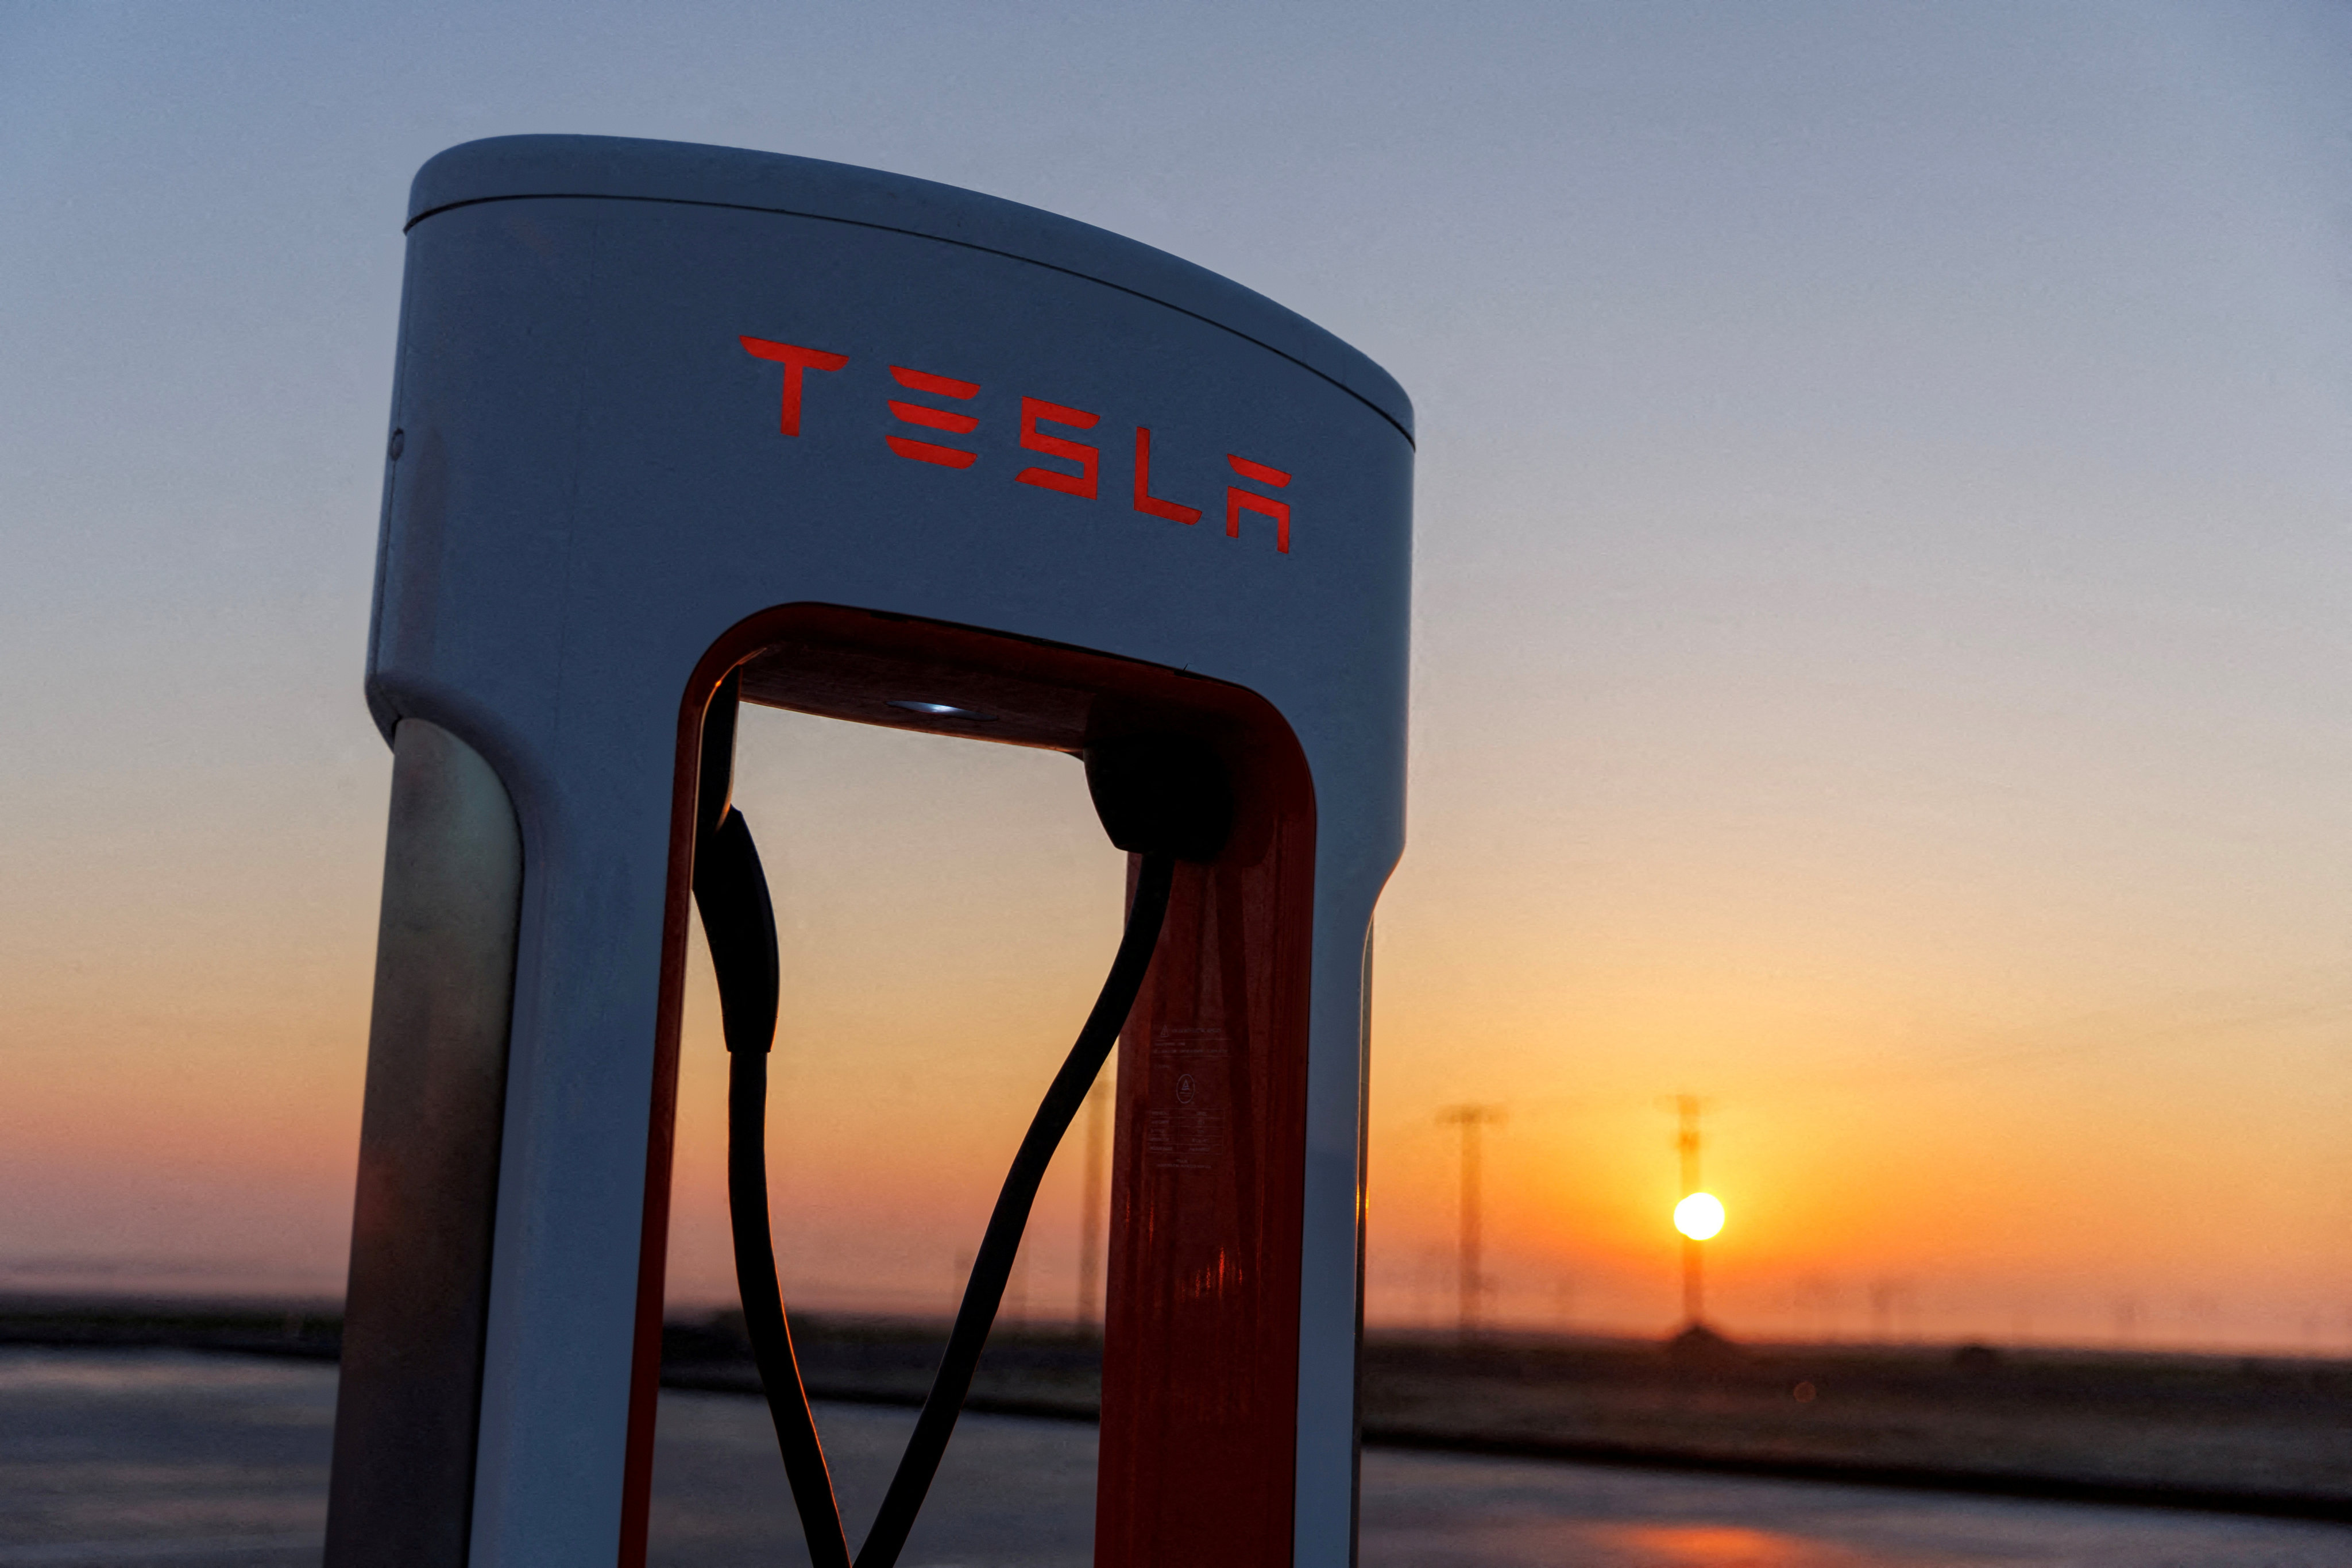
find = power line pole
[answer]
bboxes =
[1671,1094,1710,1328]
[1436,1103,1506,1341]
[1076,1075,1109,1332]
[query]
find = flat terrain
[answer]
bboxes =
[662,1312,2352,1515]
[1361,1331,2352,1509]
[6,1297,2350,1527]
[7,1347,2352,1567]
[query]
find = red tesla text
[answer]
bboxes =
[739,337,848,436]
[1015,398,1102,498]
[739,335,1297,553]
[886,365,980,469]
[1133,427,1204,525]
[1225,455,1292,554]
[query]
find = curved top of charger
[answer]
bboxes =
[408,134,1414,444]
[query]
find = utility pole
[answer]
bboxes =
[1076,1075,1109,1332]
[1669,1094,1711,1328]
[1436,1103,1506,1341]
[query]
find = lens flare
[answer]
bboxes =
[1674,1191,1725,1241]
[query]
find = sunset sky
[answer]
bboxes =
[4,2,2350,1352]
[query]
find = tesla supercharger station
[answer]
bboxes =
[326,136,1411,1568]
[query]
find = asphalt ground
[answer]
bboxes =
[6,1349,2351,1567]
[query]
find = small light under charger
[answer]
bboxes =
[889,699,994,721]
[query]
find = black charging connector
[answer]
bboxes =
[1083,733,1233,864]
[693,697,1230,1568]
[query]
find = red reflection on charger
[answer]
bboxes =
[1015,399,1102,498]
[740,337,849,436]
[1133,428,1203,525]
[1226,454,1292,553]
[887,365,980,469]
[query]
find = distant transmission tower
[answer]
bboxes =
[1436,1103,1507,1341]
[1669,1094,1712,1328]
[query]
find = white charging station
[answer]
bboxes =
[327,134,1412,1568]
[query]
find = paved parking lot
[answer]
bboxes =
[5,1349,2349,1567]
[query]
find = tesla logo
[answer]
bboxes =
[740,335,1294,554]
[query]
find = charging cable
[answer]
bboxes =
[690,674,1230,1567]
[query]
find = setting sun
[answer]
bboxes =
[1674,1192,1725,1242]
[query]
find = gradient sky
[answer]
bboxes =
[4,2,2350,1350]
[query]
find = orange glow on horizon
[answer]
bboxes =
[6,708,2347,1355]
